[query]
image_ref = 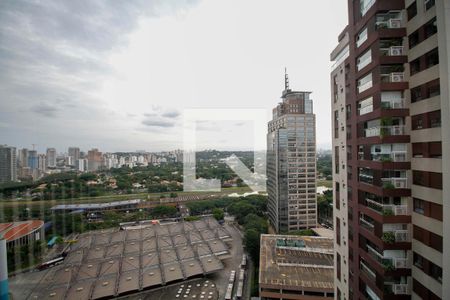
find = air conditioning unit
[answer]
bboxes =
[389,46,403,56]
[391,73,404,82]
[389,19,402,28]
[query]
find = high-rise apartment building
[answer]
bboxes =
[267,72,317,233]
[331,1,449,299]
[68,147,80,164]
[0,145,17,183]
[46,148,57,168]
[18,148,28,169]
[27,150,38,170]
[87,148,103,171]
[37,154,46,172]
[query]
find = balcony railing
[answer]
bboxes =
[360,260,377,281]
[365,125,406,137]
[383,230,411,243]
[385,282,411,295]
[381,98,405,109]
[376,18,402,29]
[365,198,409,216]
[381,177,409,189]
[371,151,407,162]
[367,245,410,270]
[381,72,405,83]
[380,46,404,56]
[360,217,375,232]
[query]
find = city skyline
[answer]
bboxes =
[0,0,347,152]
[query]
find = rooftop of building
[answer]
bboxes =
[311,227,334,239]
[0,220,44,242]
[259,234,334,292]
[29,217,230,299]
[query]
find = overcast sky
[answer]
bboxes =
[0,0,348,153]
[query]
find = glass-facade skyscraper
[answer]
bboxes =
[267,73,317,233]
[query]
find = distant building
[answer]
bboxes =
[0,220,45,249]
[27,150,38,170]
[46,148,57,168]
[37,154,46,172]
[259,234,334,300]
[0,145,17,183]
[267,71,317,233]
[68,147,80,163]
[87,148,102,171]
[18,148,29,168]
[77,158,88,172]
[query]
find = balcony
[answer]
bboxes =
[384,282,411,295]
[360,260,377,281]
[380,46,404,56]
[382,229,411,244]
[381,98,405,109]
[367,245,411,270]
[360,216,375,232]
[365,198,409,216]
[380,72,405,83]
[371,151,407,162]
[375,18,402,30]
[365,125,406,137]
[381,177,409,189]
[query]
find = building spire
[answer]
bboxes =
[284,67,289,90]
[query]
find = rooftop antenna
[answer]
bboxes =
[284,67,289,90]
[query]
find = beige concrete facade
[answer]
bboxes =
[330,29,349,300]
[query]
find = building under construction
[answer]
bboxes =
[28,217,232,299]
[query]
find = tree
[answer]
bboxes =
[244,228,260,263]
[212,208,224,221]
[151,205,177,218]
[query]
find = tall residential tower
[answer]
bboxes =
[331,1,449,299]
[0,145,17,183]
[267,72,317,233]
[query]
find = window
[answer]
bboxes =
[412,114,424,130]
[410,58,421,75]
[429,110,441,128]
[336,217,341,246]
[357,49,372,71]
[425,0,435,10]
[407,1,417,20]
[413,198,425,214]
[430,263,442,283]
[336,252,341,280]
[357,73,372,93]
[356,27,368,47]
[426,48,439,68]
[409,30,419,49]
[411,86,422,102]
[413,252,424,269]
[424,17,437,39]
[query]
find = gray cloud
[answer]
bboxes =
[0,0,198,145]
[161,111,180,118]
[31,103,59,118]
[142,118,175,128]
